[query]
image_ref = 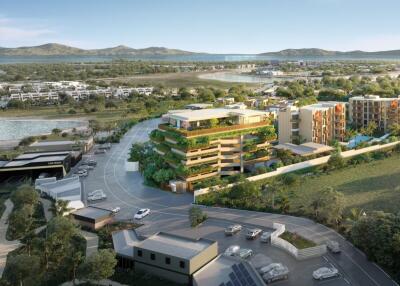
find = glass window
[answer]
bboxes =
[150,253,155,260]
[179,261,185,268]
[137,250,142,257]
[165,257,171,265]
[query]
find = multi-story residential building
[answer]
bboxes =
[279,102,346,145]
[151,108,276,190]
[349,95,400,132]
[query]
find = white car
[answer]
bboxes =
[313,267,339,280]
[111,207,121,213]
[259,263,284,275]
[246,228,262,239]
[134,208,150,219]
[260,231,272,243]
[236,248,253,259]
[224,245,240,256]
[87,193,106,201]
[224,224,242,235]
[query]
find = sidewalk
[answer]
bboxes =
[0,199,21,277]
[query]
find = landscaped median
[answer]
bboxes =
[271,223,326,260]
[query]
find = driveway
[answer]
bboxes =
[0,200,21,277]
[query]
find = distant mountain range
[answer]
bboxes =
[0,43,196,56]
[259,48,400,57]
[0,44,400,58]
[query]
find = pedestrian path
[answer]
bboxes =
[0,199,21,277]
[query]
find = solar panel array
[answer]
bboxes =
[219,262,258,286]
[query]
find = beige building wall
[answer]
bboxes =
[278,106,299,144]
[299,108,314,143]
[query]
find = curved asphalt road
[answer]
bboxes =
[83,118,397,286]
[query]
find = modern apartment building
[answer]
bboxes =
[279,102,346,145]
[349,95,400,132]
[152,108,276,190]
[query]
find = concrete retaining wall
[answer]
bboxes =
[270,223,326,260]
[247,140,400,182]
[125,161,139,172]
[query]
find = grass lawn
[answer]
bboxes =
[289,153,400,214]
[99,71,257,89]
[279,231,316,249]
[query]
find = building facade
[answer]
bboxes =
[133,232,218,284]
[279,102,346,145]
[152,108,276,190]
[349,95,400,132]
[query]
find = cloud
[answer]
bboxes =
[0,16,55,47]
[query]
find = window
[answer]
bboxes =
[165,257,171,265]
[137,250,142,257]
[150,253,155,260]
[179,261,185,269]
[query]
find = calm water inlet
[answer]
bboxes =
[0,119,86,141]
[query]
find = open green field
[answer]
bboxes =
[289,153,400,214]
[99,71,257,89]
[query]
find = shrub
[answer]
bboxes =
[189,206,207,227]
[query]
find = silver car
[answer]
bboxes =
[224,245,240,256]
[236,248,253,259]
[263,265,289,284]
[326,241,341,253]
[224,224,242,235]
[260,231,272,243]
[313,267,339,280]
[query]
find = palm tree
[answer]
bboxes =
[49,200,72,216]
[345,207,365,230]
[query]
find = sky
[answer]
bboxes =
[1,0,400,54]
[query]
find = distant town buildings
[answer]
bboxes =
[0,81,155,104]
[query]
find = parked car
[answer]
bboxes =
[312,267,339,280]
[224,224,242,236]
[87,192,106,201]
[88,189,103,196]
[263,265,289,284]
[260,231,272,243]
[134,208,151,219]
[94,149,106,154]
[246,228,262,239]
[99,143,112,150]
[259,263,284,275]
[76,170,88,177]
[326,240,341,253]
[111,207,121,213]
[87,160,97,166]
[236,248,253,259]
[224,245,240,257]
